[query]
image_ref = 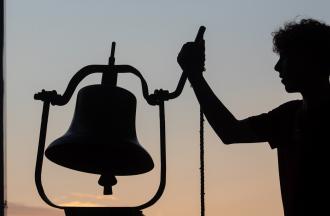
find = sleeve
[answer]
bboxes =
[242,100,300,149]
[243,113,278,149]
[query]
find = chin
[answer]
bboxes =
[284,85,300,93]
[285,88,297,93]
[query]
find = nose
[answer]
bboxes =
[274,59,281,72]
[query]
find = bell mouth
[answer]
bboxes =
[45,133,154,176]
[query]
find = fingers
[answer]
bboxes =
[177,40,205,72]
[179,41,204,58]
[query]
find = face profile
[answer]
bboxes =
[272,19,330,95]
[274,53,310,93]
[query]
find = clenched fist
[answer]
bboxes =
[177,40,205,76]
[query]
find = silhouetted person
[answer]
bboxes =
[177,19,330,216]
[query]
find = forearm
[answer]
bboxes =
[177,40,261,144]
[187,72,240,143]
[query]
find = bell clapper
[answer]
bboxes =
[98,174,118,195]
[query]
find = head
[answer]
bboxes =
[272,19,330,93]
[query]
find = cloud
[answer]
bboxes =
[54,193,118,207]
[7,193,118,216]
[69,193,117,201]
[7,202,63,216]
[60,201,101,207]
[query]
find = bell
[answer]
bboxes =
[45,84,154,193]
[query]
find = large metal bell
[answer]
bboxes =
[45,84,154,180]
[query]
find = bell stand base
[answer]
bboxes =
[64,207,143,216]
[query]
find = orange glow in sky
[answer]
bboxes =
[5,1,330,216]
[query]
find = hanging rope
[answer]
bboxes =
[200,108,205,216]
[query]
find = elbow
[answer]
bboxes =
[220,137,235,145]
[215,128,241,145]
[216,132,237,145]
[209,119,249,145]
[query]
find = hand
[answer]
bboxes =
[177,40,205,76]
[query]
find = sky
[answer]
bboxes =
[5,0,330,216]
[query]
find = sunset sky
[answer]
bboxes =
[5,1,330,216]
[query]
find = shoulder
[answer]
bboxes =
[268,100,302,117]
[243,100,302,125]
[272,99,302,111]
[242,100,302,148]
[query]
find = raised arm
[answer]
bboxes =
[177,41,266,144]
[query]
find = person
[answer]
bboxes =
[177,19,330,216]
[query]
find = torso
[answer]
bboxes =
[276,100,330,216]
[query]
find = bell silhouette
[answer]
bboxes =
[45,84,154,194]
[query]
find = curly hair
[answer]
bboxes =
[272,19,330,75]
[272,18,330,58]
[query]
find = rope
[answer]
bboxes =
[200,108,205,216]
